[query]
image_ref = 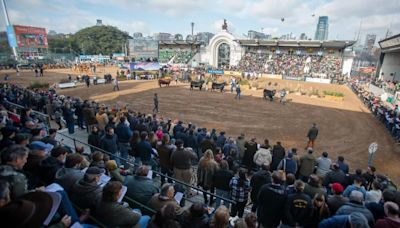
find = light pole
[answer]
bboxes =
[1,0,18,60]
[191,22,194,37]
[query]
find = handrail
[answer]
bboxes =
[3,100,52,128]
[57,131,236,205]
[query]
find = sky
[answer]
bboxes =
[0,0,399,42]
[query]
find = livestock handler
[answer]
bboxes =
[306,123,319,149]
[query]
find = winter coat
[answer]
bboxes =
[242,141,257,169]
[336,201,375,227]
[39,156,64,184]
[253,148,272,166]
[148,193,184,216]
[257,183,287,227]
[374,217,400,228]
[197,159,218,189]
[170,148,197,170]
[95,201,141,228]
[70,178,102,209]
[200,139,215,154]
[236,138,246,158]
[96,113,109,130]
[327,195,349,215]
[299,153,316,177]
[250,170,272,202]
[88,132,101,150]
[323,169,347,187]
[157,144,174,169]
[277,158,297,175]
[100,134,119,154]
[0,164,28,199]
[115,123,132,143]
[125,175,160,205]
[82,107,97,125]
[271,144,285,170]
[307,126,318,140]
[283,192,313,226]
[213,169,234,191]
[55,167,84,193]
[315,157,332,177]
[304,183,326,199]
[137,140,153,162]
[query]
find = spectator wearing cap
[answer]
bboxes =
[257,171,287,228]
[323,163,347,187]
[315,151,332,178]
[319,212,369,227]
[336,190,375,226]
[271,141,285,171]
[55,153,85,193]
[170,139,197,195]
[125,165,160,205]
[0,126,16,149]
[70,167,104,209]
[24,141,53,189]
[374,201,400,228]
[343,176,367,199]
[277,152,297,175]
[95,181,151,228]
[298,148,316,182]
[41,128,58,147]
[337,156,349,174]
[39,146,68,184]
[0,145,29,199]
[327,183,349,214]
[283,180,314,227]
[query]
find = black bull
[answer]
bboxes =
[211,82,226,92]
[263,89,276,101]
[190,80,204,90]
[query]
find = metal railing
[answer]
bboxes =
[57,131,236,205]
[3,100,52,129]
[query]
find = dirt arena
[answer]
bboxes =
[3,68,400,184]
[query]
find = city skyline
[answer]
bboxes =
[0,0,399,42]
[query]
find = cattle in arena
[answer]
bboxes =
[211,82,226,92]
[263,89,276,101]
[190,80,205,90]
[158,78,172,87]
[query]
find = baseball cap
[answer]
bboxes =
[29,141,54,154]
[331,183,344,194]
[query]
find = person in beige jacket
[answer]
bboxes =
[95,108,109,132]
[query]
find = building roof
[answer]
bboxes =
[159,40,202,45]
[379,33,400,53]
[236,39,356,49]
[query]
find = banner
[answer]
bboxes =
[208,69,224,74]
[283,76,304,81]
[130,62,160,71]
[224,70,241,76]
[305,77,331,84]
[13,25,48,48]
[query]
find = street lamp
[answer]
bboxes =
[191,22,194,37]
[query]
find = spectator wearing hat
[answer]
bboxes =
[277,152,297,175]
[323,163,347,188]
[327,183,349,214]
[55,153,85,193]
[24,141,53,189]
[70,167,104,209]
[298,148,316,182]
[319,212,369,227]
[374,201,400,228]
[39,146,68,184]
[170,139,197,196]
[125,165,160,205]
[0,145,29,199]
[95,181,150,228]
[315,151,332,178]
[282,180,313,227]
[0,126,16,149]
[336,190,375,227]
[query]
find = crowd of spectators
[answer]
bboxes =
[0,82,400,227]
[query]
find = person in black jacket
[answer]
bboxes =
[100,127,119,165]
[271,141,285,171]
[214,160,234,209]
[115,116,132,167]
[257,171,287,228]
[250,164,272,212]
[88,126,101,153]
[306,123,318,149]
[282,180,313,227]
[39,146,68,184]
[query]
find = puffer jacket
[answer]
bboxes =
[253,148,272,166]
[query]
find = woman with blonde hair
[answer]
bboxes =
[210,205,230,228]
[197,149,219,206]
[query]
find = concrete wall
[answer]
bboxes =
[379,52,400,81]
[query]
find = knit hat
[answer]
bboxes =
[349,212,369,228]
[331,183,344,194]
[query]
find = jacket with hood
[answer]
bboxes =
[55,167,84,193]
[299,153,316,177]
[70,178,102,209]
[253,147,272,166]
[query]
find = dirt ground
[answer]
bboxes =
[3,69,400,184]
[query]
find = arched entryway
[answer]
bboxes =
[217,43,230,68]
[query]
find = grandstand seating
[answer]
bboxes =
[159,48,195,64]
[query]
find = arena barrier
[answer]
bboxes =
[58,82,76,89]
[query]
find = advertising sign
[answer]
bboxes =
[208,69,224,74]
[13,25,48,48]
[128,39,158,59]
[224,70,242,76]
[284,76,304,81]
[305,77,331,84]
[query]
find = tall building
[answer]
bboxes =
[364,34,376,50]
[248,30,267,40]
[314,16,329,40]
